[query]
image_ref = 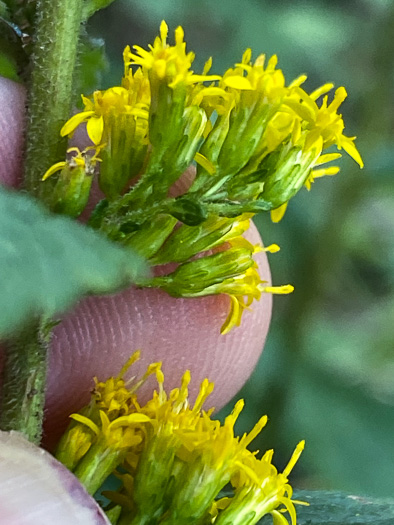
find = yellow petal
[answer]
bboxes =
[60,111,94,137]
[270,202,288,223]
[262,284,294,294]
[202,56,213,75]
[267,54,278,70]
[311,166,340,179]
[160,20,168,44]
[242,48,252,65]
[223,76,253,90]
[289,74,307,88]
[263,244,280,253]
[341,135,364,168]
[221,296,241,335]
[109,413,152,430]
[271,510,290,525]
[41,161,66,181]
[283,440,305,478]
[194,152,216,175]
[329,86,347,112]
[309,82,334,101]
[175,25,184,45]
[315,152,342,166]
[86,115,104,145]
[70,414,100,435]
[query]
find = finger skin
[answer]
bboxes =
[0,430,110,524]
[0,78,25,188]
[0,77,272,447]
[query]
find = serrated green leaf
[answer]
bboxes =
[0,187,147,336]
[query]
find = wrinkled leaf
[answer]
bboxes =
[0,186,147,336]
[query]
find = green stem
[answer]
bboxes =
[0,321,50,444]
[0,0,84,443]
[23,0,83,201]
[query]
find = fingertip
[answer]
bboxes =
[43,221,271,445]
[0,77,26,187]
[0,430,110,524]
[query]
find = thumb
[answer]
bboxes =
[0,430,110,525]
[0,77,273,448]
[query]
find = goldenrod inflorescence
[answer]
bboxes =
[43,21,363,333]
[56,351,306,525]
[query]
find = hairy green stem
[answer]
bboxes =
[0,321,51,444]
[23,0,83,200]
[0,0,83,442]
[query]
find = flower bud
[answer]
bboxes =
[42,148,98,217]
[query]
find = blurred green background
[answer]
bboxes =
[86,0,394,498]
[3,0,393,500]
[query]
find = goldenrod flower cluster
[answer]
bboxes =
[43,20,362,333]
[56,352,306,525]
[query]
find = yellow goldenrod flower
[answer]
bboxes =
[125,20,220,88]
[56,354,304,524]
[216,441,306,525]
[258,84,363,221]
[61,84,150,199]
[61,85,149,145]
[45,21,362,333]
[149,232,292,334]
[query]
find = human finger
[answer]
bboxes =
[0,430,110,524]
[0,77,272,448]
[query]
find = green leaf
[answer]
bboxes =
[82,0,116,21]
[283,490,394,525]
[0,16,28,81]
[77,34,109,97]
[0,187,147,336]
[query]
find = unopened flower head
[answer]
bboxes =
[56,353,305,524]
[41,147,100,217]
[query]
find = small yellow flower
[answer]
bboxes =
[60,83,150,199]
[61,86,149,146]
[285,85,363,167]
[217,441,306,525]
[125,20,220,88]
[222,49,287,100]
[220,264,294,335]
[42,146,101,181]
[57,354,305,524]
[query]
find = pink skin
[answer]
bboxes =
[0,76,272,448]
[0,430,110,524]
